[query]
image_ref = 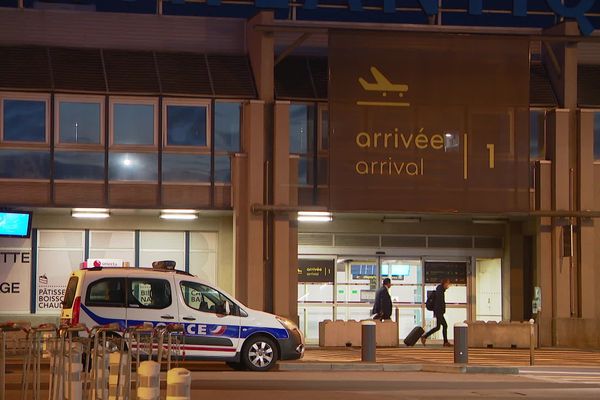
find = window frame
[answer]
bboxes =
[317,102,329,154]
[128,277,173,310]
[54,94,105,150]
[0,92,50,147]
[109,96,158,150]
[162,98,211,153]
[529,107,548,161]
[289,101,316,156]
[84,277,127,308]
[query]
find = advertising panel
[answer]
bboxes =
[0,238,32,313]
[329,31,530,213]
[298,259,335,283]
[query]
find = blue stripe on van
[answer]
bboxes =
[80,304,289,340]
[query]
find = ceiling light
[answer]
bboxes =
[472,218,508,224]
[298,211,332,222]
[72,208,110,219]
[160,209,198,220]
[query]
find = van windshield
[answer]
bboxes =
[63,276,79,309]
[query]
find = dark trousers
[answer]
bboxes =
[423,314,448,342]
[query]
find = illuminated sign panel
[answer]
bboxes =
[329,31,530,213]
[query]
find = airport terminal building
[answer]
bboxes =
[0,1,599,348]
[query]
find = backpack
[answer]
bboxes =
[425,290,436,311]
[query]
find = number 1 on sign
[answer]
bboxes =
[486,144,495,169]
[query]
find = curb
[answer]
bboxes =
[279,362,519,375]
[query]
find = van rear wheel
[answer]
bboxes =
[241,336,278,372]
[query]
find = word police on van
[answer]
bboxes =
[61,260,304,371]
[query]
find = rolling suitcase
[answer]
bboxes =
[404,326,425,347]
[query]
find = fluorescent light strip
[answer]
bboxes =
[298,211,332,222]
[160,213,198,220]
[72,208,109,213]
[160,209,197,214]
[72,212,110,219]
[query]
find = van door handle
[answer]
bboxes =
[182,317,196,321]
[161,315,175,320]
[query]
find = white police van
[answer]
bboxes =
[60,261,304,371]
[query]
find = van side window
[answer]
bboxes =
[180,281,235,315]
[128,278,172,309]
[85,278,126,308]
[63,276,79,309]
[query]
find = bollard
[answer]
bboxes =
[166,368,191,400]
[394,308,401,347]
[108,352,127,400]
[453,323,468,364]
[529,319,535,366]
[0,331,5,400]
[136,361,160,400]
[64,342,83,400]
[361,320,376,362]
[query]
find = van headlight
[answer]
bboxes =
[276,316,299,331]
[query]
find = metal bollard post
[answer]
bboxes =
[453,323,468,364]
[529,319,535,366]
[361,321,376,363]
[394,308,401,347]
[136,361,160,400]
[166,368,191,400]
[108,352,126,400]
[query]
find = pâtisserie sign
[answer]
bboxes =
[328,31,530,213]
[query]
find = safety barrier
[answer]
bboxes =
[0,321,190,400]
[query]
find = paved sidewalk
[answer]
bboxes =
[298,346,600,367]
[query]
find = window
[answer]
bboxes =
[595,112,600,160]
[2,97,47,143]
[55,151,104,180]
[0,149,50,179]
[57,98,102,145]
[165,103,209,147]
[85,278,126,308]
[111,99,157,146]
[180,281,235,315]
[214,102,241,152]
[62,276,79,309]
[109,152,157,181]
[128,278,172,309]
[289,104,315,154]
[530,109,546,160]
[214,155,231,183]
[162,153,210,183]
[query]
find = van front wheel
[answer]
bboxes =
[241,336,278,372]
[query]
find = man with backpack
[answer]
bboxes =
[421,278,452,347]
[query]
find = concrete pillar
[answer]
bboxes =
[509,222,525,320]
[547,110,572,324]
[535,161,553,346]
[577,110,596,319]
[272,101,292,318]
[289,156,299,324]
[233,101,266,310]
[246,12,275,102]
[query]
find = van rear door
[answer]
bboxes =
[80,277,127,329]
[60,275,79,324]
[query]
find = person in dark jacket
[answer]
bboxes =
[372,278,393,321]
[421,278,451,346]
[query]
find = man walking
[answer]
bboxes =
[421,278,452,347]
[372,278,392,321]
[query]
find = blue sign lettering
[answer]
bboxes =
[546,0,595,36]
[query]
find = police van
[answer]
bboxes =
[60,260,304,371]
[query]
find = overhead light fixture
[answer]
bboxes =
[160,209,198,220]
[298,211,332,222]
[472,218,508,225]
[382,217,421,224]
[72,208,110,219]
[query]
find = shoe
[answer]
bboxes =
[420,337,426,346]
[443,342,453,347]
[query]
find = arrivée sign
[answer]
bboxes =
[328,31,530,213]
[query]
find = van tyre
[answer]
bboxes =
[241,336,278,371]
